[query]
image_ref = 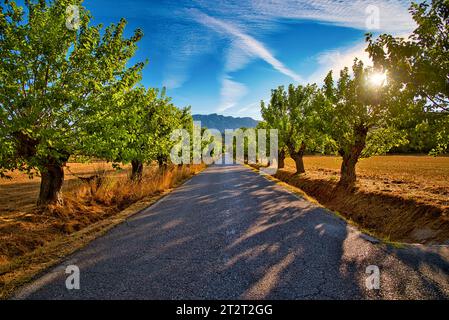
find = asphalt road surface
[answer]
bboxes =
[14,164,449,299]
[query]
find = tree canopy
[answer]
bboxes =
[366,0,449,153]
[323,59,414,186]
[0,0,190,205]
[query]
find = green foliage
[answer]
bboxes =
[362,127,409,157]
[324,60,411,159]
[65,85,190,175]
[431,115,449,154]
[366,0,449,153]
[287,84,327,153]
[260,87,289,154]
[261,84,329,155]
[86,87,156,164]
[152,90,192,165]
[389,110,444,153]
[0,0,145,175]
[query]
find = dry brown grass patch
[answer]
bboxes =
[0,163,205,299]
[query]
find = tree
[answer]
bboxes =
[127,89,192,179]
[151,89,192,169]
[111,87,193,179]
[260,87,289,169]
[104,87,157,181]
[261,84,329,174]
[285,84,328,174]
[323,60,411,187]
[128,89,151,181]
[366,0,449,153]
[0,0,144,205]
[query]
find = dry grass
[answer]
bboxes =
[263,155,449,244]
[295,155,449,208]
[0,163,205,298]
[0,162,120,214]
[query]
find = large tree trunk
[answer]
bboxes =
[340,154,358,187]
[13,131,67,207]
[290,142,306,174]
[339,126,368,187]
[293,154,305,174]
[278,149,286,169]
[37,163,65,207]
[131,160,143,181]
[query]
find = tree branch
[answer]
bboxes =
[426,94,449,112]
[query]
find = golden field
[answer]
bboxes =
[274,155,449,244]
[287,155,449,209]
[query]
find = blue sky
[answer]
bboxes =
[82,0,415,119]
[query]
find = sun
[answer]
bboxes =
[369,72,388,87]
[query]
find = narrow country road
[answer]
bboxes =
[14,165,449,299]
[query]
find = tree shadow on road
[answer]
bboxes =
[17,165,449,300]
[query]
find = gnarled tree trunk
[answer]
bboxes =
[131,160,143,181]
[339,125,368,187]
[340,154,358,187]
[289,142,306,174]
[38,163,65,207]
[13,131,68,207]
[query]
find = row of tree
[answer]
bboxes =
[0,0,192,206]
[259,0,448,187]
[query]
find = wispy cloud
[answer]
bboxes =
[162,57,190,90]
[305,42,371,85]
[225,42,254,73]
[193,0,415,34]
[218,77,249,112]
[237,102,259,114]
[163,1,413,89]
[190,9,303,82]
[189,9,302,113]
[158,18,217,89]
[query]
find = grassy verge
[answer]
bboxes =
[0,164,205,299]
[249,156,449,245]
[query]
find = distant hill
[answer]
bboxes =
[192,114,259,132]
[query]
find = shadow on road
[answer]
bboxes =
[16,165,449,299]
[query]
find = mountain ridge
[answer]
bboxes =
[192,113,259,132]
